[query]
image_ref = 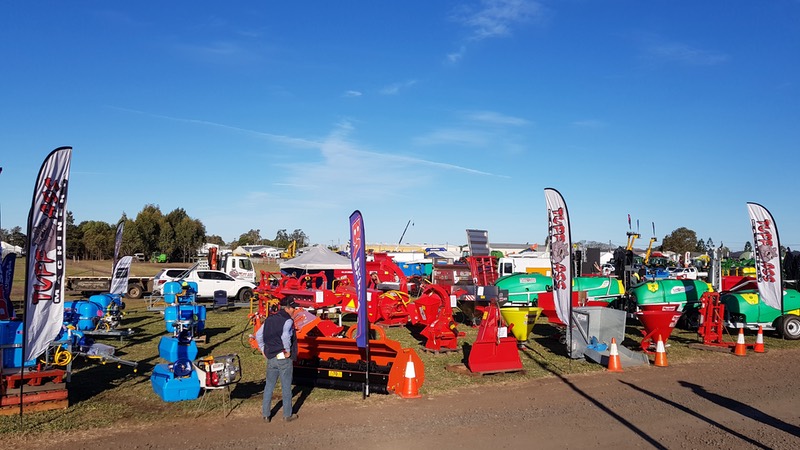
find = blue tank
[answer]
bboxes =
[0,320,36,368]
[164,304,206,334]
[157,335,198,362]
[150,362,201,402]
[64,300,103,330]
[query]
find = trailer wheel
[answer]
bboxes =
[238,287,254,303]
[127,284,143,299]
[779,315,800,340]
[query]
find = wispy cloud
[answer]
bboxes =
[465,110,529,126]
[414,110,530,154]
[413,128,491,147]
[114,109,502,203]
[109,106,320,148]
[343,90,362,98]
[445,46,466,65]
[380,80,417,95]
[452,0,545,41]
[571,119,606,129]
[643,40,729,67]
[172,40,262,64]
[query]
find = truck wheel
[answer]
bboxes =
[238,287,254,303]
[780,315,800,340]
[127,284,144,299]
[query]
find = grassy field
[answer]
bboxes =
[1,259,797,435]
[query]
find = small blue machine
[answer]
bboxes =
[162,281,206,337]
[63,293,125,331]
[150,332,201,402]
[151,281,206,402]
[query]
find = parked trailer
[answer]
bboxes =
[65,276,152,299]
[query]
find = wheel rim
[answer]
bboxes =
[785,318,800,337]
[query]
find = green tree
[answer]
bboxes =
[696,239,707,253]
[661,227,698,255]
[120,216,141,257]
[289,229,309,247]
[134,204,164,256]
[272,229,291,249]
[174,217,205,262]
[706,237,714,250]
[65,211,84,259]
[234,229,264,248]
[206,234,225,246]
[158,217,176,261]
[7,226,26,248]
[744,241,753,252]
[79,220,114,260]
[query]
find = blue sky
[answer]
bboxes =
[1,1,799,251]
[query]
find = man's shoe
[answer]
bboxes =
[263,416,271,423]
[283,414,298,422]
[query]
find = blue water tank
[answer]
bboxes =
[150,363,201,402]
[157,335,198,363]
[0,320,36,368]
[164,304,206,334]
[89,293,114,311]
[63,300,103,330]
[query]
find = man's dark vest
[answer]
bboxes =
[262,310,297,360]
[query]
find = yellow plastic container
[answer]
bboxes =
[500,306,543,342]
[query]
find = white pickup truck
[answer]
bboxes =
[180,269,256,302]
[669,266,709,280]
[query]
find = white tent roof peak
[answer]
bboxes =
[279,245,351,270]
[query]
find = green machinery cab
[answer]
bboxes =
[719,288,800,339]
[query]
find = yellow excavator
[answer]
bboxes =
[280,240,297,259]
[643,222,658,265]
[625,232,640,251]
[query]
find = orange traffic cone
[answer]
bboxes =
[754,326,765,353]
[398,354,422,398]
[734,326,747,357]
[607,338,623,372]
[654,334,668,367]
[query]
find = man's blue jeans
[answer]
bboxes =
[263,357,294,419]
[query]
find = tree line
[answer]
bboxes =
[0,204,309,262]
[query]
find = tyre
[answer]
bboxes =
[238,287,254,303]
[127,284,143,299]
[780,315,800,340]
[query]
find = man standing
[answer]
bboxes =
[258,298,299,422]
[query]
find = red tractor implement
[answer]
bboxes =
[294,324,424,395]
[467,298,523,375]
[408,284,463,352]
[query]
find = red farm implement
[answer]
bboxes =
[294,324,424,396]
[467,298,523,375]
[408,284,463,352]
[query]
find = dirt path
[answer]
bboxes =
[11,348,800,449]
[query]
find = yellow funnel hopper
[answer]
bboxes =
[499,306,542,342]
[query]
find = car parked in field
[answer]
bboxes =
[152,268,191,295]
[179,269,255,302]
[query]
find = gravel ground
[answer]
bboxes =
[8,346,800,449]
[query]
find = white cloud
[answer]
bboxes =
[445,46,466,65]
[110,106,320,149]
[644,41,729,67]
[413,128,491,147]
[380,79,418,95]
[465,110,529,126]
[571,119,606,128]
[453,0,544,41]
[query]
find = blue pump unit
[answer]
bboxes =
[150,334,201,402]
[63,293,125,331]
[162,281,205,336]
